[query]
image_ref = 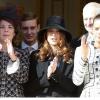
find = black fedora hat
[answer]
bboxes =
[38,16,72,43]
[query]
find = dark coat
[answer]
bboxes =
[22,50,39,97]
[27,50,78,97]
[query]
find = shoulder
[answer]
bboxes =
[75,46,81,53]
[66,58,74,65]
[71,37,81,48]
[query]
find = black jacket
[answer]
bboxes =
[27,50,78,97]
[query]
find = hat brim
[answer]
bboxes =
[38,24,72,44]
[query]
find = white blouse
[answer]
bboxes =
[7,58,20,74]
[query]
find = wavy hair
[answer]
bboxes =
[38,31,73,62]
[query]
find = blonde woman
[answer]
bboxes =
[73,14,100,97]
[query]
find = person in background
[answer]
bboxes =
[0,6,29,97]
[72,2,100,49]
[73,14,100,97]
[20,12,40,54]
[20,12,40,97]
[30,16,78,97]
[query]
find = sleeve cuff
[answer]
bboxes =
[7,58,20,74]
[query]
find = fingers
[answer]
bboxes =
[81,35,89,59]
[49,57,58,73]
[81,35,87,46]
[47,65,52,79]
[5,39,14,54]
[50,57,58,67]
[47,57,58,79]
[53,56,58,63]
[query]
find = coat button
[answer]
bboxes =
[96,56,99,58]
[96,75,99,78]
[95,68,98,71]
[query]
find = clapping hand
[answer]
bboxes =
[5,39,17,61]
[81,35,89,61]
[47,57,58,79]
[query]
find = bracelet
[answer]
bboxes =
[11,58,17,62]
[11,59,17,62]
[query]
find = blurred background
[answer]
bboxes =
[0,0,99,38]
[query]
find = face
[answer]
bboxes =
[21,19,40,45]
[93,18,100,43]
[83,8,97,34]
[47,28,61,46]
[0,20,15,42]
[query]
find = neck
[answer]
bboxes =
[51,45,56,50]
[24,40,37,46]
[88,32,93,36]
[51,45,58,55]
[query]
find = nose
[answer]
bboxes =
[27,28,32,34]
[4,27,9,32]
[3,27,9,35]
[87,18,93,26]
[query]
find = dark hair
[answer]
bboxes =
[21,12,40,25]
[0,19,18,35]
[0,6,20,35]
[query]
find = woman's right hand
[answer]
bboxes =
[5,39,17,61]
[81,35,89,60]
[47,57,58,79]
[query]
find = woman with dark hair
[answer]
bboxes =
[0,6,29,97]
[30,16,77,97]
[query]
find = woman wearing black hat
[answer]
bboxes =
[0,6,29,97]
[30,16,77,97]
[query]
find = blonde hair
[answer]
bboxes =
[83,2,100,16]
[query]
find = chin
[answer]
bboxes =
[87,29,92,33]
[51,44,57,46]
[51,42,57,45]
